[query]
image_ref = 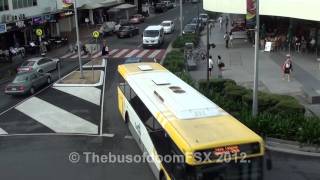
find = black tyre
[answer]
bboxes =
[47,77,51,84]
[30,87,35,95]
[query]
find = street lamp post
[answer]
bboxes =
[73,0,84,79]
[206,20,215,82]
[252,0,260,116]
[180,0,183,36]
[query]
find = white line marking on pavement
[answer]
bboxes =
[70,53,80,59]
[113,49,129,58]
[15,97,98,134]
[92,51,102,58]
[136,50,149,58]
[82,54,89,58]
[53,86,101,106]
[148,50,162,58]
[125,49,140,58]
[102,133,115,137]
[124,135,133,139]
[0,127,8,135]
[109,49,119,55]
[61,52,75,59]
[138,44,143,48]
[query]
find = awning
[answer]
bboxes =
[79,0,124,10]
[203,0,320,21]
[113,3,136,10]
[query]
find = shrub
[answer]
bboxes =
[172,35,199,49]
[163,50,185,72]
[175,71,195,87]
[297,117,320,145]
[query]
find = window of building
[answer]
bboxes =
[0,0,9,11]
[13,0,37,9]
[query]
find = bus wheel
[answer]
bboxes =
[125,112,129,124]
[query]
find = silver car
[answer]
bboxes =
[17,57,60,73]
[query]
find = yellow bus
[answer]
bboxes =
[117,63,265,180]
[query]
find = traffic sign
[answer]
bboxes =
[36,29,43,36]
[92,31,100,38]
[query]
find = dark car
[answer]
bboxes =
[116,26,139,38]
[182,23,198,35]
[5,71,51,95]
[155,3,167,13]
[124,57,142,64]
[191,17,204,31]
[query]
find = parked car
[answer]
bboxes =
[182,23,198,35]
[161,20,175,34]
[5,71,52,95]
[17,57,60,73]
[199,13,209,24]
[129,14,145,24]
[155,3,167,13]
[99,21,116,36]
[116,26,139,38]
[191,17,204,31]
[124,57,142,64]
[119,19,130,26]
[162,1,174,9]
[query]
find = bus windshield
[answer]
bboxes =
[185,158,263,180]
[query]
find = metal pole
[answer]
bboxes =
[180,0,183,36]
[252,0,260,117]
[206,22,209,81]
[74,0,84,79]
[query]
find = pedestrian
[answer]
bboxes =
[224,32,230,48]
[101,42,109,56]
[282,54,293,82]
[218,16,223,29]
[225,16,229,31]
[229,32,234,47]
[301,36,307,53]
[208,55,214,76]
[217,55,225,78]
[39,42,47,56]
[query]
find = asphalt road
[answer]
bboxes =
[0,2,319,180]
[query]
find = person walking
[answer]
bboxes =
[282,54,293,82]
[224,32,230,48]
[208,55,214,77]
[218,16,223,29]
[101,42,109,56]
[229,32,234,47]
[217,55,225,78]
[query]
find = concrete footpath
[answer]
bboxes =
[187,19,320,156]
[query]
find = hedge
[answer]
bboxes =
[163,50,185,73]
[172,34,199,49]
[196,78,320,145]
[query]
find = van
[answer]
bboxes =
[142,25,164,48]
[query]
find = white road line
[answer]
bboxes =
[109,49,119,55]
[136,50,149,58]
[0,127,8,135]
[102,133,115,137]
[61,52,75,59]
[124,135,133,139]
[113,49,129,58]
[53,86,101,106]
[148,50,162,58]
[125,49,140,58]
[82,54,89,58]
[70,53,80,59]
[15,97,98,134]
[138,44,143,48]
[92,51,102,58]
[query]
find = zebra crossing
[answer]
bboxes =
[0,86,102,135]
[60,48,166,60]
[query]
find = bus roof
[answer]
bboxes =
[118,63,263,163]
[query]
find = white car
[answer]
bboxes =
[161,20,175,34]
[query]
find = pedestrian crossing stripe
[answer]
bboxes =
[0,127,7,135]
[113,49,129,58]
[15,97,98,134]
[60,49,166,60]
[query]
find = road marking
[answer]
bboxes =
[53,86,101,106]
[102,133,115,137]
[136,50,149,58]
[113,49,129,58]
[61,52,75,59]
[125,49,140,58]
[70,53,80,59]
[138,44,143,48]
[124,135,133,139]
[15,97,98,134]
[0,127,7,135]
[148,50,162,58]
[92,51,102,58]
[82,54,89,58]
[109,49,119,56]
